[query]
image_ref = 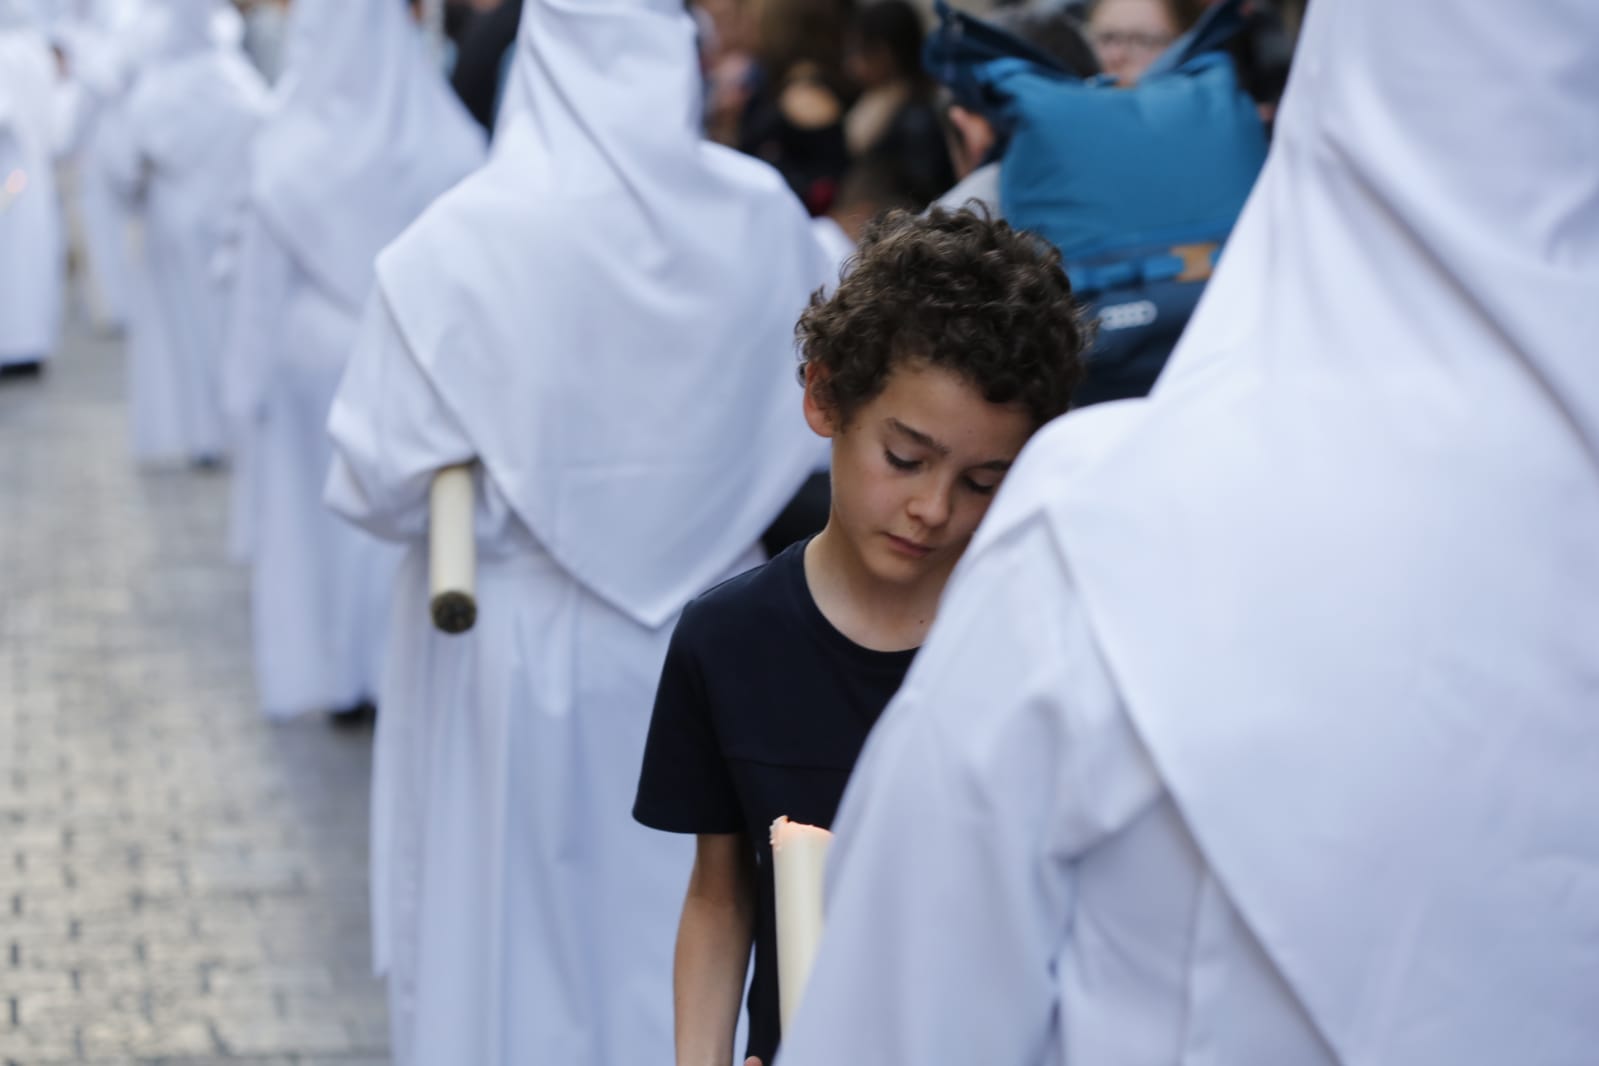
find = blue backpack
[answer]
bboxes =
[926,1,1268,406]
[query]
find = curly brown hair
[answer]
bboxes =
[798,208,1088,429]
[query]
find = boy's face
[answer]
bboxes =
[806,361,1035,588]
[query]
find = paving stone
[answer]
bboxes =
[0,315,388,1062]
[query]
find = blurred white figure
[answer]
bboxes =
[222,0,484,719]
[102,0,266,464]
[780,2,1599,1065]
[0,0,67,372]
[239,0,289,83]
[49,0,144,331]
[323,0,834,1061]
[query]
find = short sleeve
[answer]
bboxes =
[632,608,745,835]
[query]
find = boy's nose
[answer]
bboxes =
[907,483,952,529]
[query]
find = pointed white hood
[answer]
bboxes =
[1047,1,1599,1061]
[252,0,485,310]
[367,0,833,627]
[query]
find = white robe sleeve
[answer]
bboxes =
[776,515,1164,1066]
[324,286,477,543]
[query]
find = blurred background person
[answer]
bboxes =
[933,4,1100,214]
[812,146,919,265]
[1086,0,1202,86]
[0,0,68,378]
[101,0,267,465]
[447,0,520,132]
[237,0,290,83]
[49,0,144,334]
[323,2,838,1062]
[222,0,484,723]
[926,0,1266,406]
[698,0,758,147]
[738,0,854,215]
[843,0,950,209]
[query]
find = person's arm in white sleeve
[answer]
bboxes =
[776,515,1162,1066]
[324,287,475,543]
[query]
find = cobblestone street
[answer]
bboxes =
[0,318,389,1064]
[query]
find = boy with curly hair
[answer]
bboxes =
[632,208,1088,1066]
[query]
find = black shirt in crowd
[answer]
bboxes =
[633,538,917,1065]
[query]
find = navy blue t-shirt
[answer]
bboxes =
[633,538,916,1065]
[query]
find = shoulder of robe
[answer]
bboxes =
[972,400,1151,558]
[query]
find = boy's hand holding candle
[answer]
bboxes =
[770,816,834,1036]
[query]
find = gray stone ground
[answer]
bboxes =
[0,317,389,1064]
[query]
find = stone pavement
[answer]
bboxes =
[0,319,389,1064]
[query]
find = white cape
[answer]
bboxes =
[781,1,1599,1064]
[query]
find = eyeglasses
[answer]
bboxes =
[1091,29,1174,54]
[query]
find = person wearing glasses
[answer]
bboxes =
[1087,0,1202,86]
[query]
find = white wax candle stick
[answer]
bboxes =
[428,464,477,634]
[771,816,834,1034]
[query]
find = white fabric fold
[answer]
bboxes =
[360,0,834,628]
[252,0,484,312]
[1044,1,1599,1060]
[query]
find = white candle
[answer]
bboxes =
[429,464,477,633]
[771,816,833,1034]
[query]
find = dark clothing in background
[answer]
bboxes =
[867,96,956,209]
[450,0,524,132]
[739,74,852,216]
[761,471,830,558]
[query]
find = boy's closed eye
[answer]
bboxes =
[883,447,1005,496]
[884,448,921,471]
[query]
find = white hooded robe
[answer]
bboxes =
[102,0,266,462]
[323,1,835,1063]
[0,0,66,366]
[779,1,1599,1063]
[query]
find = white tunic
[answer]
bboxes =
[223,0,483,717]
[0,21,65,365]
[102,0,265,461]
[781,0,1599,1063]
[328,296,763,1066]
[324,2,835,1062]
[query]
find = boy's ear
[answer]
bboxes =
[802,363,839,439]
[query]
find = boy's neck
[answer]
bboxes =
[802,524,952,653]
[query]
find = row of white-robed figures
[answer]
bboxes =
[30,3,842,1060]
[0,0,145,373]
[2,0,483,718]
[1,0,259,430]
